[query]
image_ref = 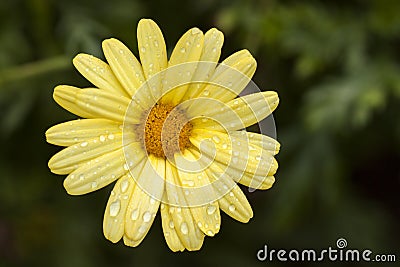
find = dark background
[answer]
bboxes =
[0,0,399,266]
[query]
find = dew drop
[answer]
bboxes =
[212,47,217,53]
[143,211,152,222]
[138,225,146,234]
[180,222,188,235]
[169,220,175,229]
[191,28,201,35]
[207,230,214,236]
[140,47,146,53]
[91,181,97,189]
[215,223,220,229]
[120,180,129,193]
[203,90,210,96]
[99,135,106,142]
[80,142,88,147]
[108,134,115,140]
[255,155,262,161]
[207,205,216,215]
[197,221,203,228]
[153,40,159,47]
[79,174,85,180]
[123,164,129,171]
[222,143,228,149]
[233,151,240,156]
[180,47,186,53]
[228,204,236,212]
[109,200,121,217]
[131,209,139,220]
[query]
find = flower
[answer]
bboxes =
[46,18,280,252]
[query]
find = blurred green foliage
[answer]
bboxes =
[0,0,399,266]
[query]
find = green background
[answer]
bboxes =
[0,0,399,266]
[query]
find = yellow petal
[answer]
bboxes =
[46,119,121,146]
[160,202,185,252]
[191,150,253,223]
[213,160,276,190]
[48,133,131,175]
[53,85,140,124]
[182,28,224,101]
[123,235,141,247]
[63,142,144,195]
[218,184,253,223]
[124,156,165,244]
[229,130,280,155]
[192,91,279,131]
[195,49,256,102]
[190,129,278,177]
[164,160,204,251]
[102,38,147,97]
[73,53,129,97]
[174,151,221,236]
[162,27,204,105]
[103,174,135,243]
[137,19,167,101]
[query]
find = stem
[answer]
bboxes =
[0,55,71,87]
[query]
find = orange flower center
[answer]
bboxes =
[142,103,192,158]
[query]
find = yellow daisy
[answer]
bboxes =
[46,18,280,251]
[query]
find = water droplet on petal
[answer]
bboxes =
[123,164,129,171]
[108,134,114,140]
[91,181,97,189]
[191,28,201,35]
[80,142,88,147]
[197,221,203,228]
[131,209,139,220]
[138,225,146,234]
[207,205,216,215]
[203,90,210,96]
[180,47,186,53]
[228,204,236,212]
[207,230,214,236]
[255,155,262,161]
[109,200,121,217]
[143,211,152,223]
[212,47,217,53]
[153,40,159,47]
[180,222,188,235]
[120,180,129,193]
[169,221,175,229]
[99,135,106,142]
[140,47,146,53]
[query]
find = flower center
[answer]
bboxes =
[142,103,193,158]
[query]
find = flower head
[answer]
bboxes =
[46,18,280,251]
